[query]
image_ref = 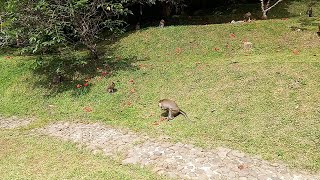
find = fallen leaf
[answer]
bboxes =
[153,121,160,126]
[83,107,93,112]
[160,117,167,121]
[293,49,300,55]
[229,33,236,38]
[175,47,182,54]
[116,56,122,61]
[197,66,204,70]
[101,71,108,76]
[238,164,247,170]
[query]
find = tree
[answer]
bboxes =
[260,0,283,19]
[1,0,133,59]
[1,0,183,57]
[0,0,20,46]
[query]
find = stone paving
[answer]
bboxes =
[0,116,33,129]
[34,122,319,180]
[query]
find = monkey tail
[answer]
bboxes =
[179,110,193,123]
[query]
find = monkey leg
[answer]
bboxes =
[167,109,174,120]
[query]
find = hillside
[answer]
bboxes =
[1,14,320,175]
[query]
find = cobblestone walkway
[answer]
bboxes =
[0,116,33,129]
[35,122,319,180]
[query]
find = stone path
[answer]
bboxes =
[0,116,33,129]
[34,122,319,180]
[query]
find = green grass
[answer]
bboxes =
[0,129,163,180]
[1,4,320,175]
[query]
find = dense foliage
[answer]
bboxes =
[1,1,128,57]
[0,0,183,58]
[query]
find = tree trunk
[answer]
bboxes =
[260,0,267,19]
[266,0,271,9]
[90,47,99,60]
[162,2,172,17]
[16,33,20,47]
[87,43,99,60]
[260,0,283,20]
[262,11,268,20]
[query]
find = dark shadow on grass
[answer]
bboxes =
[161,111,168,117]
[32,43,147,97]
[129,1,317,28]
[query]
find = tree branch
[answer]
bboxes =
[265,0,283,12]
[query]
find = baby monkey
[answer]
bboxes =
[107,82,116,93]
[244,12,251,22]
[159,19,165,28]
[158,99,192,122]
[307,7,313,17]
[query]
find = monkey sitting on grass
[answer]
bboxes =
[106,82,116,93]
[158,99,192,123]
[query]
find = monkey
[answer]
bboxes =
[159,19,165,28]
[135,22,140,30]
[52,73,63,85]
[106,82,116,93]
[244,12,252,22]
[307,7,313,17]
[158,99,192,122]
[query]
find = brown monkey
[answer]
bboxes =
[135,22,140,30]
[107,82,115,93]
[52,73,63,85]
[159,19,165,28]
[307,7,313,17]
[244,12,251,22]
[158,99,191,122]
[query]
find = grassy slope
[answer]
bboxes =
[1,4,320,175]
[0,130,163,180]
